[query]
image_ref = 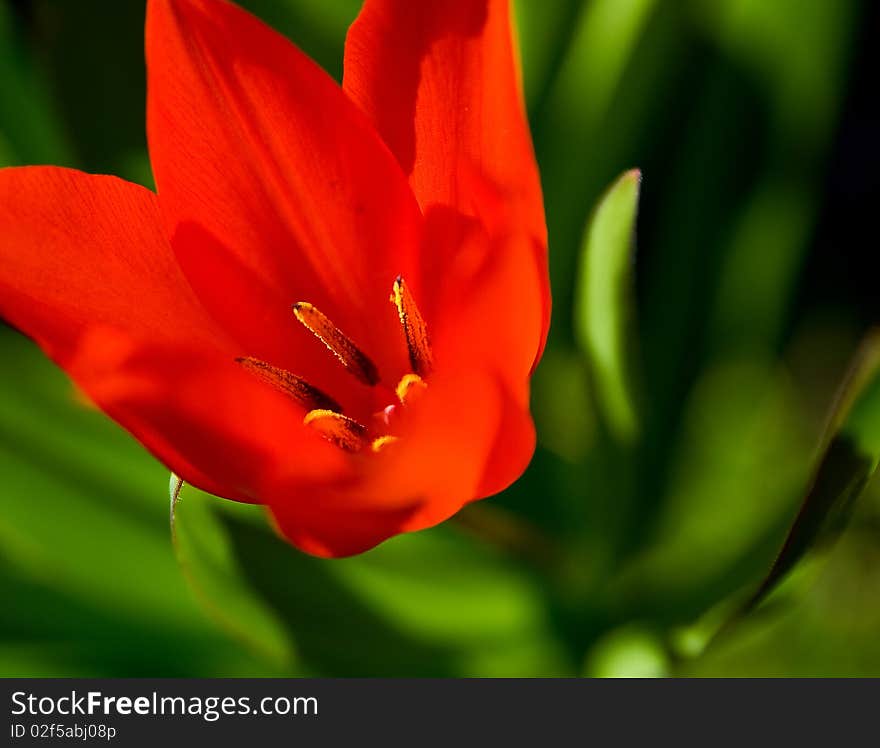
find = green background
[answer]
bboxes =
[1,0,878,677]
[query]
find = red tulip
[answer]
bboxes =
[0,0,549,556]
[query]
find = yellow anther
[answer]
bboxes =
[371,435,400,453]
[395,373,427,406]
[303,409,367,452]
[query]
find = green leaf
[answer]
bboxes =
[170,487,295,671]
[574,168,642,443]
[747,329,880,610]
[0,330,269,676]
[542,0,659,127]
[609,355,811,617]
[173,497,571,677]
[0,3,73,166]
[534,0,658,327]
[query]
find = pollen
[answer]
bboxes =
[391,276,433,377]
[395,372,427,406]
[371,435,400,453]
[303,409,367,452]
[236,356,341,412]
[293,301,380,386]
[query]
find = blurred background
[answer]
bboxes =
[0,0,878,676]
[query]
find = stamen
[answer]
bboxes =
[236,356,341,412]
[304,409,367,452]
[391,276,433,377]
[395,373,427,406]
[293,302,380,386]
[371,435,400,453]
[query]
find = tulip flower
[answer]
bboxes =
[0,0,549,556]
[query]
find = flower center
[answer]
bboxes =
[235,276,431,453]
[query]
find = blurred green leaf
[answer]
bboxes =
[513,0,582,113]
[0,330,272,676]
[746,330,880,610]
[0,2,73,166]
[171,486,295,671]
[575,169,642,444]
[173,495,571,676]
[534,0,661,332]
[610,356,812,618]
[709,180,814,351]
[532,348,596,462]
[688,0,856,148]
[679,489,880,676]
[544,0,660,128]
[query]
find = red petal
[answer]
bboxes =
[0,166,343,502]
[146,0,423,388]
[268,366,528,557]
[69,330,347,503]
[430,227,547,388]
[344,0,550,371]
[0,167,225,358]
[473,376,536,499]
[343,0,546,244]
